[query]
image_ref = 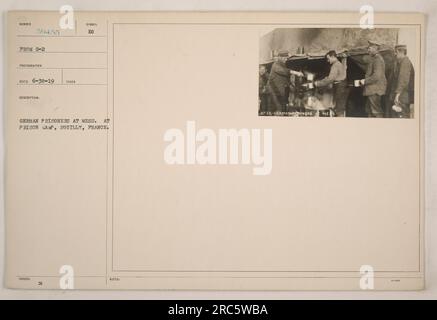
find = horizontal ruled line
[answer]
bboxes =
[17,83,107,86]
[16,275,423,279]
[17,275,106,278]
[18,51,108,54]
[16,35,106,38]
[17,67,107,70]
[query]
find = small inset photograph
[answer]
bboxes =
[258,28,416,118]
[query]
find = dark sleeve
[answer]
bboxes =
[273,63,290,77]
[365,57,385,85]
[259,76,264,90]
[395,60,412,94]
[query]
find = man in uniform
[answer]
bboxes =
[360,41,387,118]
[266,50,303,113]
[390,44,415,118]
[258,65,270,114]
[314,50,349,117]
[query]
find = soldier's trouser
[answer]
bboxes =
[333,81,349,117]
[259,94,269,113]
[365,94,384,118]
[268,92,287,113]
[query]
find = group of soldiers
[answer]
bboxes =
[259,41,414,118]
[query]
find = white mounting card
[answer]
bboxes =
[5,11,425,290]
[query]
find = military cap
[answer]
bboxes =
[395,44,407,50]
[367,40,381,47]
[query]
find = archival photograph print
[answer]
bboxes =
[258,28,416,118]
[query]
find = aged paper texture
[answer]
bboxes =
[5,11,425,290]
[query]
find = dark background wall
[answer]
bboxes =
[259,28,399,63]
